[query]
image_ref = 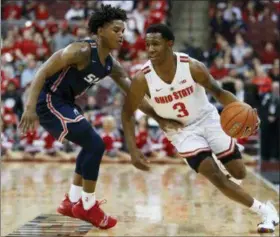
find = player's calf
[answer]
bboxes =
[196,156,279,233]
[198,157,235,192]
[212,153,243,185]
[186,152,238,190]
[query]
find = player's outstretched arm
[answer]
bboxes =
[110,58,131,92]
[19,42,90,134]
[189,58,239,106]
[121,72,150,171]
[190,58,260,133]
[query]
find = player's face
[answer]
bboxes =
[145,33,170,65]
[101,20,125,50]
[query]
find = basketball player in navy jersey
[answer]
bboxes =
[19,6,181,229]
[122,24,279,233]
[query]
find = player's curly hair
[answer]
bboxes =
[88,4,127,34]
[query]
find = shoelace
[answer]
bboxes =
[97,199,107,206]
[95,200,109,227]
[94,199,107,216]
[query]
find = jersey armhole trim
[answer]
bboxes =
[142,66,151,74]
[180,55,189,63]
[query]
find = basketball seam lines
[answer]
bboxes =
[234,108,250,138]
[224,107,246,130]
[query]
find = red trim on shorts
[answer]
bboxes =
[46,94,84,142]
[216,138,235,159]
[179,147,211,158]
[51,67,70,92]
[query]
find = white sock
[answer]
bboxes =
[82,190,96,210]
[249,199,267,215]
[69,184,82,203]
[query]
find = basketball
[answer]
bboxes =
[220,102,257,138]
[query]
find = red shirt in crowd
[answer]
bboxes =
[260,50,279,64]
[3,3,22,19]
[161,136,176,157]
[210,65,230,80]
[136,130,149,149]
[130,36,146,59]
[21,130,40,145]
[35,3,49,20]
[101,132,122,152]
[252,75,272,94]
[41,132,56,150]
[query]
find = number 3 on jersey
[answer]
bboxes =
[173,102,189,117]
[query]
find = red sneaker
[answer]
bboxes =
[72,199,117,229]
[57,194,76,218]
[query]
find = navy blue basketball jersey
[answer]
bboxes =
[43,40,113,103]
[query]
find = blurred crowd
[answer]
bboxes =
[1,0,177,162]
[193,0,279,162]
[1,0,279,162]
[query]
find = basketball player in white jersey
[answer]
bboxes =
[121,24,279,233]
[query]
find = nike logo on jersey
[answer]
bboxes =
[156,88,163,92]
[92,60,96,63]
[179,79,187,84]
[73,108,80,116]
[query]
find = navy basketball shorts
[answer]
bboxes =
[36,91,89,143]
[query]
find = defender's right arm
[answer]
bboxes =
[19,43,90,133]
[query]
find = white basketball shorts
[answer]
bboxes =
[166,109,236,159]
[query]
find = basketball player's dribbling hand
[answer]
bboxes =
[131,150,150,171]
[252,108,261,135]
[19,109,38,134]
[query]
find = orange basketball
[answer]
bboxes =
[220,102,257,138]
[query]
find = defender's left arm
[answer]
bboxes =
[110,58,169,122]
[110,58,131,93]
[189,58,239,106]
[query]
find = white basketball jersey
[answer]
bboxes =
[142,52,215,126]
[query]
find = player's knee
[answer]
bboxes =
[89,134,105,157]
[230,166,246,179]
[82,130,105,155]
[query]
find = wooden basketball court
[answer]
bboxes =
[1,162,279,236]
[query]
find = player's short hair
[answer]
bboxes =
[88,4,127,34]
[146,24,175,42]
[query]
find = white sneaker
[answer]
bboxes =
[212,154,242,185]
[257,201,279,233]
